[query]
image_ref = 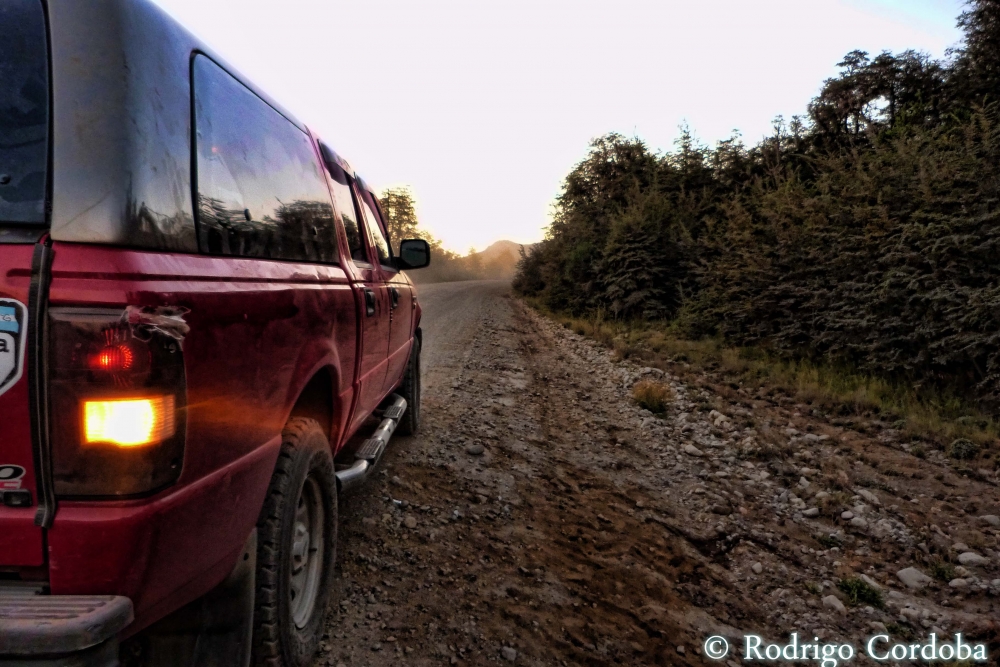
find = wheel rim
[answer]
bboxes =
[289,474,324,629]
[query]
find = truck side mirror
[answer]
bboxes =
[396,239,430,270]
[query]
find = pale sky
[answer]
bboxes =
[153,0,964,253]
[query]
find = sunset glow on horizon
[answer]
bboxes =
[153,0,963,253]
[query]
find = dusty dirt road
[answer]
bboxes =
[316,281,999,666]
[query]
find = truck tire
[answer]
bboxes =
[252,418,337,667]
[395,334,421,436]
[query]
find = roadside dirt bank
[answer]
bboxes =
[316,281,999,666]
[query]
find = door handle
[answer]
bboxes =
[390,287,399,310]
[364,288,376,317]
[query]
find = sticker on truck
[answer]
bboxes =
[0,299,28,399]
[0,464,26,490]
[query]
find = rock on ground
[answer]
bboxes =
[896,568,932,590]
[314,282,1000,667]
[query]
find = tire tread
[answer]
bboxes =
[252,418,336,667]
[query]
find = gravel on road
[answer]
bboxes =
[316,281,1000,666]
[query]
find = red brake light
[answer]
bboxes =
[89,344,134,372]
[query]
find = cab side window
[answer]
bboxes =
[359,193,392,269]
[319,143,368,265]
[192,55,337,262]
[326,164,368,264]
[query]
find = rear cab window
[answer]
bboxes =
[192,55,337,262]
[0,0,48,229]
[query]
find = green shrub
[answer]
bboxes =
[816,534,841,549]
[836,577,884,608]
[514,4,1000,420]
[885,623,915,641]
[929,560,956,582]
[949,438,980,460]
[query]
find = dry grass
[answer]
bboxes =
[632,380,674,414]
[527,298,1000,456]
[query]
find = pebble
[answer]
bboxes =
[957,552,988,566]
[949,578,969,589]
[857,489,881,506]
[896,567,932,590]
[850,517,868,529]
[711,411,731,428]
[822,595,846,614]
[340,309,996,658]
[860,574,882,591]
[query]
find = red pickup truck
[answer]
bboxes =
[0,1,429,665]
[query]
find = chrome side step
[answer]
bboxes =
[335,394,407,492]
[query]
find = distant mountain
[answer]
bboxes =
[467,240,534,279]
[409,239,535,284]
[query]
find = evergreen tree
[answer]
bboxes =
[512,0,1000,409]
[380,187,423,252]
[955,0,1000,104]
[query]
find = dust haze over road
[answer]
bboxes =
[318,281,999,666]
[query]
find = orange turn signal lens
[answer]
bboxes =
[83,396,175,447]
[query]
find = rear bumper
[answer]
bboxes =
[0,594,132,666]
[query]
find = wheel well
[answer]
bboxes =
[289,368,335,442]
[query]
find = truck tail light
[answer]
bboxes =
[49,308,187,497]
[83,396,176,447]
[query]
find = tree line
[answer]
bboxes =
[514,0,1000,407]
[380,187,518,282]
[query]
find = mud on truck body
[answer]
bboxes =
[0,1,430,664]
